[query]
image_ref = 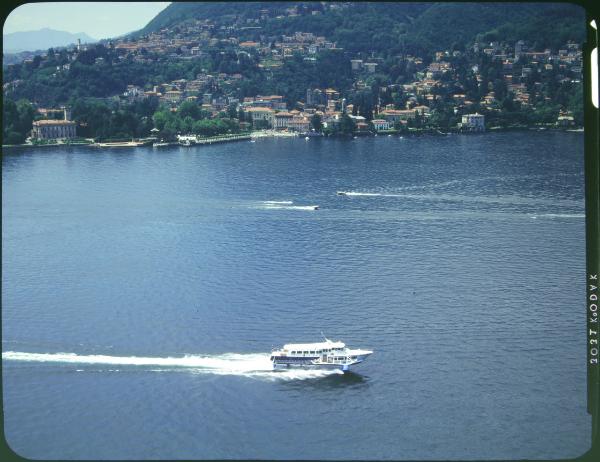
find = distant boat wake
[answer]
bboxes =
[2,351,342,380]
[337,191,583,209]
[257,200,319,211]
[262,205,318,211]
[530,213,585,219]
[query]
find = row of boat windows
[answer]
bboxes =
[273,356,355,362]
[289,349,342,354]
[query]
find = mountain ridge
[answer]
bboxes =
[3,28,96,53]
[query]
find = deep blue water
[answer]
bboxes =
[2,132,590,459]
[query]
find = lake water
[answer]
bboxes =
[2,131,591,459]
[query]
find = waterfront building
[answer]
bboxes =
[287,116,310,132]
[379,109,417,122]
[273,112,294,129]
[460,113,485,131]
[356,121,370,132]
[371,119,391,131]
[244,107,275,127]
[31,119,76,140]
[556,111,575,126]
[31,106,76,140]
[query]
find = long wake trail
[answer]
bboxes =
[2,351,342,380]
[339,191,583,208]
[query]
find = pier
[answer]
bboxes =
[194,133,252,145]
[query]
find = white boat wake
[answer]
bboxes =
[530,213,585,219]
[337,191,583,208]
[2,351,342,380]
[262,205,319,211]
[338,192,386,197]
[257,200,319,211]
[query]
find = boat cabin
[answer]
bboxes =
[271,340,354,363]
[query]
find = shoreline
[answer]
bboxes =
[2,126,583,150]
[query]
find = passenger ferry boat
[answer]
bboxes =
[270,338,373,372]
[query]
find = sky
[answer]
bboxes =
[3,2,171,39]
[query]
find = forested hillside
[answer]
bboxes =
[139,2,585,55]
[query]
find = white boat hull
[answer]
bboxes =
[271,352,372,372]
[273,362,358,372]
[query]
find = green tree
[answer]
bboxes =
[178,100,202,120]
[310,114,323,132]
[2,99,36,144]
[227,104,238,119]
[567,83,583,125]
[182,115,195,133]
[338,113,356,135]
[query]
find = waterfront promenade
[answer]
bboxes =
[2,130,301,149]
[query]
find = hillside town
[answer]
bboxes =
[3,4,584,145]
